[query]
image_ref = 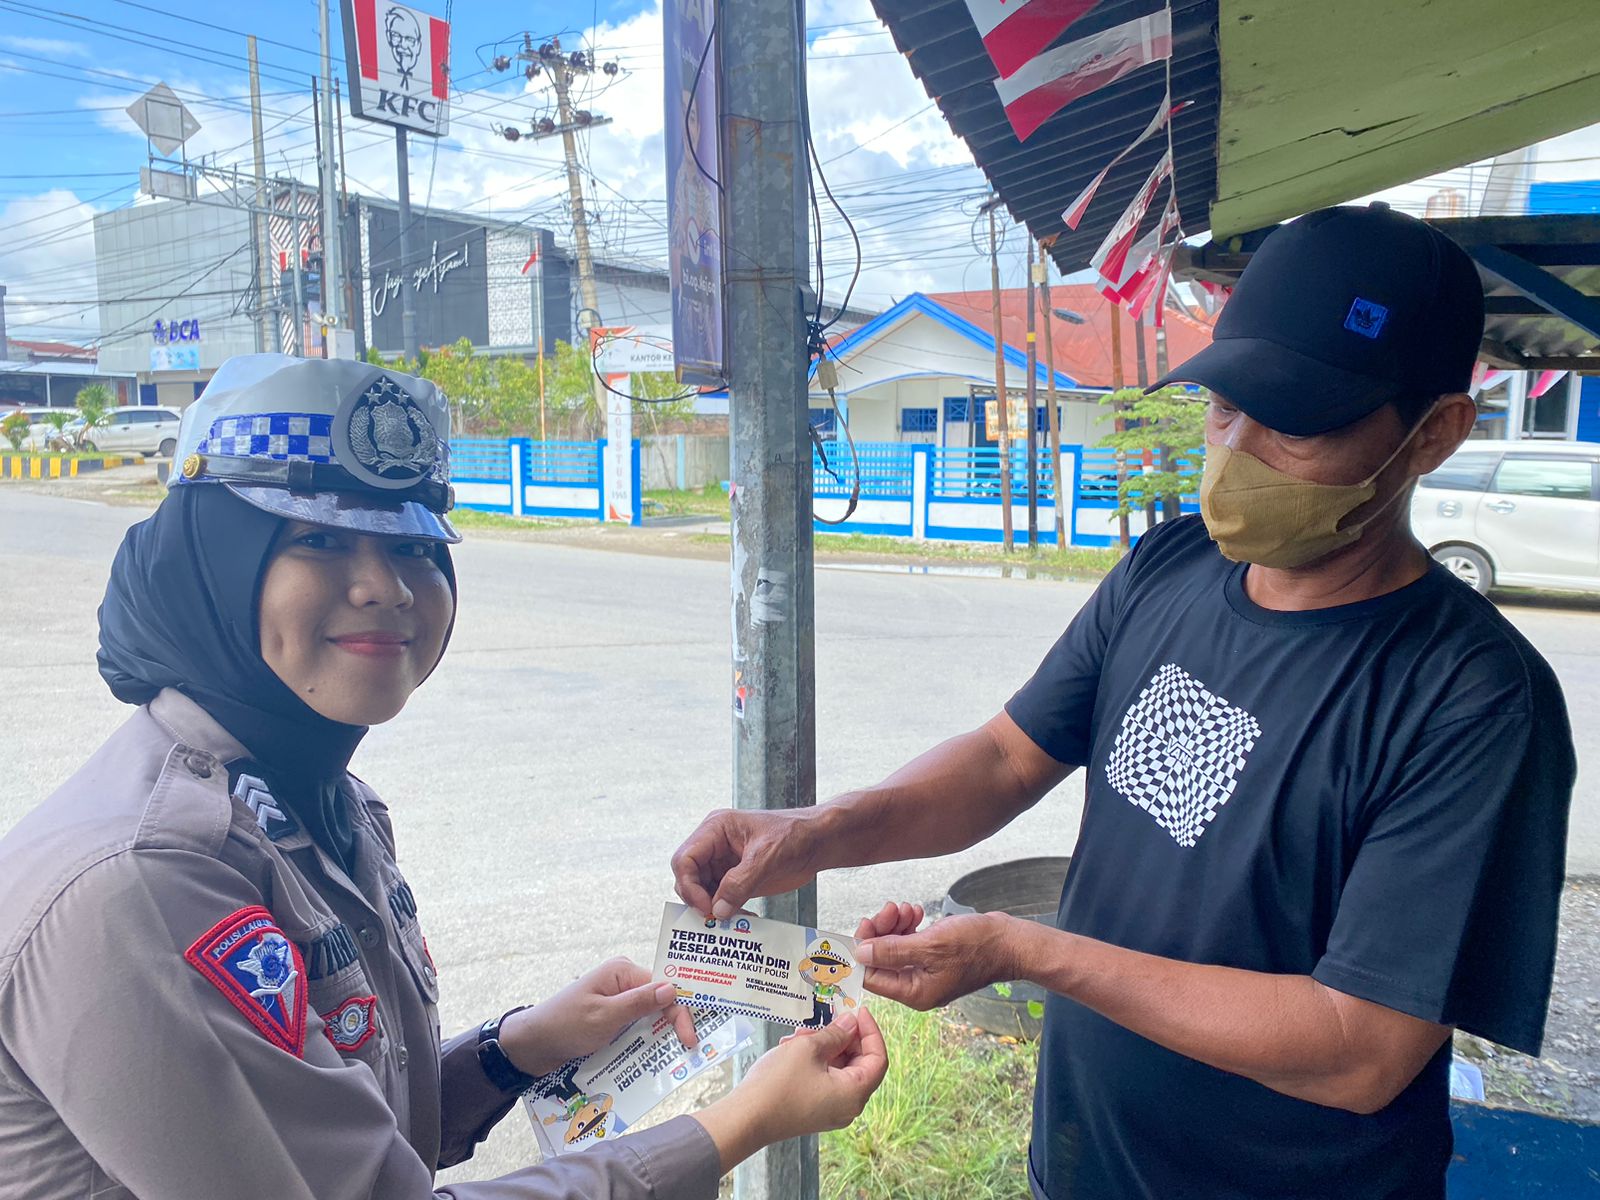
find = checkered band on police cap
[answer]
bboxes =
[170,354,451,492]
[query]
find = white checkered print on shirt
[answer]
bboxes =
[1103,663,1261,848]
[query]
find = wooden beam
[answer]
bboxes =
[1428,214,1600,247]
[1212,0,1600,238]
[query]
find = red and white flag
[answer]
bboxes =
[1471,367,1510,397]
[994,10,1171,142]
[1096,226,1161,305]
[965,0,1103,80]
[1530,368,1569,398]
[1122,198,1181,321]
[1061,97,1188,229]
[1090,148,1172,284]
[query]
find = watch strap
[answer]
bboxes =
[476,1005,536,1093]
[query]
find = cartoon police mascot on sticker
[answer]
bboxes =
[543,1090,615,1145]
[798,938,857,1028]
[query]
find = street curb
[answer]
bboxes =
[2,455,146,479]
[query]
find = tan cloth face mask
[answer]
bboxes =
[1199,415,1429,569]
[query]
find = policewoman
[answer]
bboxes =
[0,356,886,1199]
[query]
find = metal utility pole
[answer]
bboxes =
[1038,242,1066,548]
[335,77,355,351]
[248,38,272,353]
[318,0,344,344]
[982,197,1014,552]
[1109,301,1130,548]
[1024,246,1040,549]
[723,0,816,1196]
[289,180,307,357]
[394,128,420,361]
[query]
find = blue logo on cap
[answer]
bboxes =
[1344,297,1389,339]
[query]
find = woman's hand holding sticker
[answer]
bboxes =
[501,956,696,1077]
[695,1007,889,1172]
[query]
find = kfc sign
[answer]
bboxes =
[342,0,450,137]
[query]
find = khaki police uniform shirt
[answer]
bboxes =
[0,690,721,1199]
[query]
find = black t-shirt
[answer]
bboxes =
[1005,515,1574,1200]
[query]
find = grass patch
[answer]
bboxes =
[691,532,1123,578]
[449,509,586,532]
[2,450,143,462]
[821,1006,1036,1200]
[642,483,730,518]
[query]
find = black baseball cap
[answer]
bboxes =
[1152,203,1485,435]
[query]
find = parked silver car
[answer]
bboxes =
[69,406,183,457]
[1411,440,1599,594]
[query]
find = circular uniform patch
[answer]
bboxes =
[332,375,441,490]
[321,994,379,1053]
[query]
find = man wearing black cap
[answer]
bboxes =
[671,204,1576,1198]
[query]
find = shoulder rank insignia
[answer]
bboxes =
[185,906,308,1057]
[229,764,298,841]
[321,994,379,1052]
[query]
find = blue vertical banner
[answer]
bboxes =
[664,0,724,387]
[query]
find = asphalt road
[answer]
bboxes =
[4,487,1599,1180]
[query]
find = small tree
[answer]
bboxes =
[42,410,73,451]
[0,409,28,452]
[72,384,114,450]
[1096,386,1207,519]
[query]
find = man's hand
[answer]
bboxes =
[671,808,820,919]
[498,957,695,1078]
[855,911,1019,1011]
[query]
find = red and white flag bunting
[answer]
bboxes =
[965,0,1103,80]
[1471,366,1509,397]
[1128,197,1183,325]
[1530,368,1569,398]
[994,10,1172,142]
[1096,226,1161,305]
[1089,147,1172,284]
[1061,97,1188,229]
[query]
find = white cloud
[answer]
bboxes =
[0,35,90,58]
[0,190,105,342]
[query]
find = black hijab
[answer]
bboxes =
[98,483,454,875]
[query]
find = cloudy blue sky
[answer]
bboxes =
[3,0,1599,348]
[0,0,996,346]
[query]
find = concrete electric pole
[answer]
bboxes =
[248,38,272,354]
[721,1,818,1196]
[318,0,344,348]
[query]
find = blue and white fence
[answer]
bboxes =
[814,442,1198,547]
[450,436,1192,546]
[453,437,642,524]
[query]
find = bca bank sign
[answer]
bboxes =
[342,0,449,136]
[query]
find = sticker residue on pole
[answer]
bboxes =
[733,669,747,719]
[751,569,791,626]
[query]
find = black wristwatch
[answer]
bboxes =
[476,1006,537,1093]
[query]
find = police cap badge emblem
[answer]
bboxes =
[332,374,440,491]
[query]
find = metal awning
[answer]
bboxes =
[869,0,1219,273]
[869,0,1600,367]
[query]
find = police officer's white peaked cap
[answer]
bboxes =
[171,354,460,543]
